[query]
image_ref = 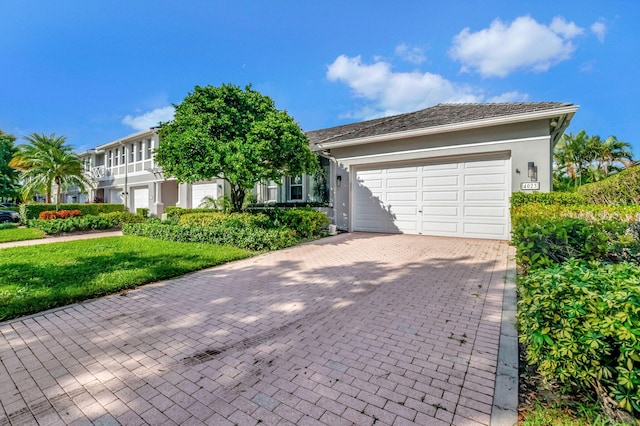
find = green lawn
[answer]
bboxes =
[0,227,45,243]
[0,236,253,321]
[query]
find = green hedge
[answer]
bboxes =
[163,207,218,223]
[264,208,330,238]
[579,166,640,205]
[510,191,585,208]
[122,223,298,251]
[518,260,640,415]
[20,203,124,220]
[27,215,115,234]
[99,211,147,226]
[179,212,272,229]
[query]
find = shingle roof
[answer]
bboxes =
[307,102,574,146]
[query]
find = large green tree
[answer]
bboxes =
[0,130,20,202]
[156,84,319,211]
[553,130,634,190]
[10,132,91,208]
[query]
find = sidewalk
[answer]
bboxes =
[0,230,123,249]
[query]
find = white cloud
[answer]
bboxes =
[449,16,584,77]
[395,43,426,64]
[327,54,523,119]
[122,106,175,131]
[487,91,529,103]
[591,20,607,42]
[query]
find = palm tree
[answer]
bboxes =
[593,135,633,177]
[9,133,92,208]
[554,130,594,188]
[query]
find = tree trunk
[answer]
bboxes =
[230,184,246,212]
[55,179,61,210]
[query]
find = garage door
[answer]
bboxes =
[133,187,149,211]
[191,183,218,208]
[353,157,510,240]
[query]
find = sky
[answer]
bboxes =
[1,1,639,154]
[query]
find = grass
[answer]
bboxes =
[0,236,253,321]
[520,402,631,426]
[0,226,45,243]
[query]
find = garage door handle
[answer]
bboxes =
[418,210,422,213]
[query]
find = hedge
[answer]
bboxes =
[518,260,640,415]
[510,191,585,208]
[27,215,115,234]
[179,212,272,229]
[20,203,124,220]
[579,166,640,205]
[123,223,298,251]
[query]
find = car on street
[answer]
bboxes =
[0,210,20,223]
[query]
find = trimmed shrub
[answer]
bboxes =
[38,209,83,220]
[28,215,115,234]
[99,211,146,226]
[163,207,219,224]
[0,223,18,230]
[20,203,124,220]
[179,212,271,229]
[518,260,640,415]
[122,223,298,251]
[136,208,149,218]
[510,191,585,208]
[579,166,640,206]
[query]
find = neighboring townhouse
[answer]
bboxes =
[61,102,578,240]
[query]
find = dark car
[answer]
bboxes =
[0,203,18,209]
[0,210,19,223]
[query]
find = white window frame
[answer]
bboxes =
[266,181,278,202]
[287,176,303,201]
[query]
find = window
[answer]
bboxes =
[289,176,303,201]
[108,150,112,168]
[267,181,278,202]
[138,143,142,161]
[121,148,125,164]
[114,149,119,166]
[130,144,135,162]
[146,139,152,160]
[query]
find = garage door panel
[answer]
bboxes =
[423,191,459,202]
[387,192,418,202]
[423,175,459,186]
[387,178,419,188]
[133,188,149,210]
[463,206,506,218]
[464,173,507,186]
[463,190,507,202]
[463,222,507,237]
[423,205,459,217]
[354,156,509,239]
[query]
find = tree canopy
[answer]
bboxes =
[10,132,91,208]
[0,130,20,202]
[155,84,319,211]
[553,130,634,191]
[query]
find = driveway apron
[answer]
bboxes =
[0,233,511,426]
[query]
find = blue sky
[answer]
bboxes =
[1,1,638,154]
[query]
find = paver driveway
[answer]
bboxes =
[0,233,511,426]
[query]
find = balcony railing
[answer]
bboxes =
[90,166,109,180]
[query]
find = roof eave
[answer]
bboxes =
[94,128,158,151]
[316,105,580,150]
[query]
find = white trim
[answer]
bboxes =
[317,106,578,149]
[338,135,548,162]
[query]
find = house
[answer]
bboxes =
[305,102,578,240]
[66,102,577,240]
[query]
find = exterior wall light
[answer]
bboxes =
[336,175,342,187]
[528,162,537,181]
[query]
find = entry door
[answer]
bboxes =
[353,157,510,240]
[133,188,149,210]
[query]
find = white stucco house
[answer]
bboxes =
[65,102,578,240]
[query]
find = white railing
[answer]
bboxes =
[91,166,108,180]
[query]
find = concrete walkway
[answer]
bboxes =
[0,233,515,425]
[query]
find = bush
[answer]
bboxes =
[251,208,329,237]
[163,207,219,224]
[136,208,149,218]
[510,191,585,208]
[99,211,146,226]
[0,223,18,230]
[179,212,272,229]
[122,223,298,251]
[28,215,115,234]
[518,260,640,415]
[579,166,640,205]
[20,203,124,220]
[38,209,83,220]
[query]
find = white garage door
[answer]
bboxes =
[133,188,149,210]
[353,156,510,240]
[191,183,218,208]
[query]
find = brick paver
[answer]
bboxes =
[0,233,510,425]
